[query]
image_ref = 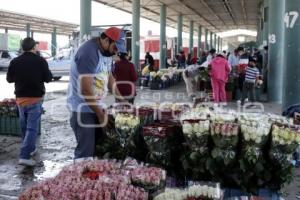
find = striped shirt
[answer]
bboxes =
[245,66,259,83]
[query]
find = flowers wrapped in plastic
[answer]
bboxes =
[131,166,166,190]
[158,103,191,121]
[153,182,222,200]
[19,159,149,200]
[0,98,18,117]
[96,112,141,160]
[210,122,239,149]
[135,105,155,126]
[142,121,185,175]
[182,120,210,150]
[115,113,140,146]
[271,124,300,154]
[238,114,272,164]
[142,123,174,168]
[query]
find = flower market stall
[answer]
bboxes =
[21,103,300,199]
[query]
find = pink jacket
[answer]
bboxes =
[209,57,231,82]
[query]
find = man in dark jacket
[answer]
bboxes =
[6,37,53,166]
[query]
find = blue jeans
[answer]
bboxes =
[70,112,102,159]
[18,102,42,159]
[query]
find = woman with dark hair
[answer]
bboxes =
[113,52,138,104]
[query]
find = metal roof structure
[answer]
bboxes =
[94,0,261,34]
[0,9,78,35]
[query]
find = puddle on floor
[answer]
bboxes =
[34,159,72,181]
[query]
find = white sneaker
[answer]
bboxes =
[18,159,36,166]
[30,149,37,156]
[74,157,94,164]
[245,98,249,103]
[237,100,241,105]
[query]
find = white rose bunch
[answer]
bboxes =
[182,120,210,136]
[210,113,236,123]
[150,72,157,78]
[115,114,140,131]
[188,184,221,199]
[156,71,164,77]
[272,124,300,145]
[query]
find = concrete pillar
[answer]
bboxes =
[5,28,8,34]
[256,17,261,47]
[214,34,217,50]
[189,21,194,56]
[263,0,269,47]
[26,23,30,37]
[282,0,300,109]
[268,0,285,103]
[220,39,223,51]
[132,0,140,70]
[205,29,209,51]
[217,37,220,52]
[31,31,34,38]
[177,14,183,54]
[80,0,91,39]
[197,26,202,60]
[160,4,166,69]
[210,32,213,50]
[51,27,57,57]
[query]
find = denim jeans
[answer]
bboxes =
[70,112,104,159]
[18,102,42,159]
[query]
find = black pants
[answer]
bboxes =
[242,81,256,104]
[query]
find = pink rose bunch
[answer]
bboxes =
[19,160,149,200]
[211,123,239,136]
[131,166,166,187]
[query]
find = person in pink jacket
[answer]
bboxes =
[209,54,231,102]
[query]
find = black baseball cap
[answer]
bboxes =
[21,37,38,51]
[249,56,257,63]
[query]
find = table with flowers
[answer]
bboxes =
[20,103,300,199]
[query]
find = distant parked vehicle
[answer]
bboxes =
[0,50,19,70]
[47,49,72,81]
[0,49,71,81]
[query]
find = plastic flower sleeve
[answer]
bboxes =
[211,122,239,149]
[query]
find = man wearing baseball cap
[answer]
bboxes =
[67,27,126,161]
[7,37,53,166]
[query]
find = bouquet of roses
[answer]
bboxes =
[153,182,222,200]
[271,124,300,154]
[136,105,155,126]
[210,115,239,168]
[142,123,174,168]
[0,98,18,117]
[20,160,149,200]
[267,113,293,125]
[210,122,239,149]
[239,115,271,146]
[238,114,271,164]
[182,120,210,150]
[131,166,166,190]
[115,113,140,146]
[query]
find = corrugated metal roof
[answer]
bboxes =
[0,9,78,35]
[94,0,261,34]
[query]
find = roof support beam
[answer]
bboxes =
[199,0,226,25]
[222,0,238,26]
[241,0,247,24]
[177,0,219,31]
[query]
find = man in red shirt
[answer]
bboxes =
[113,52,138,104]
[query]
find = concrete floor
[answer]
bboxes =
[0,79,299,199]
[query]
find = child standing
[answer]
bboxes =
[241,57,260,105]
